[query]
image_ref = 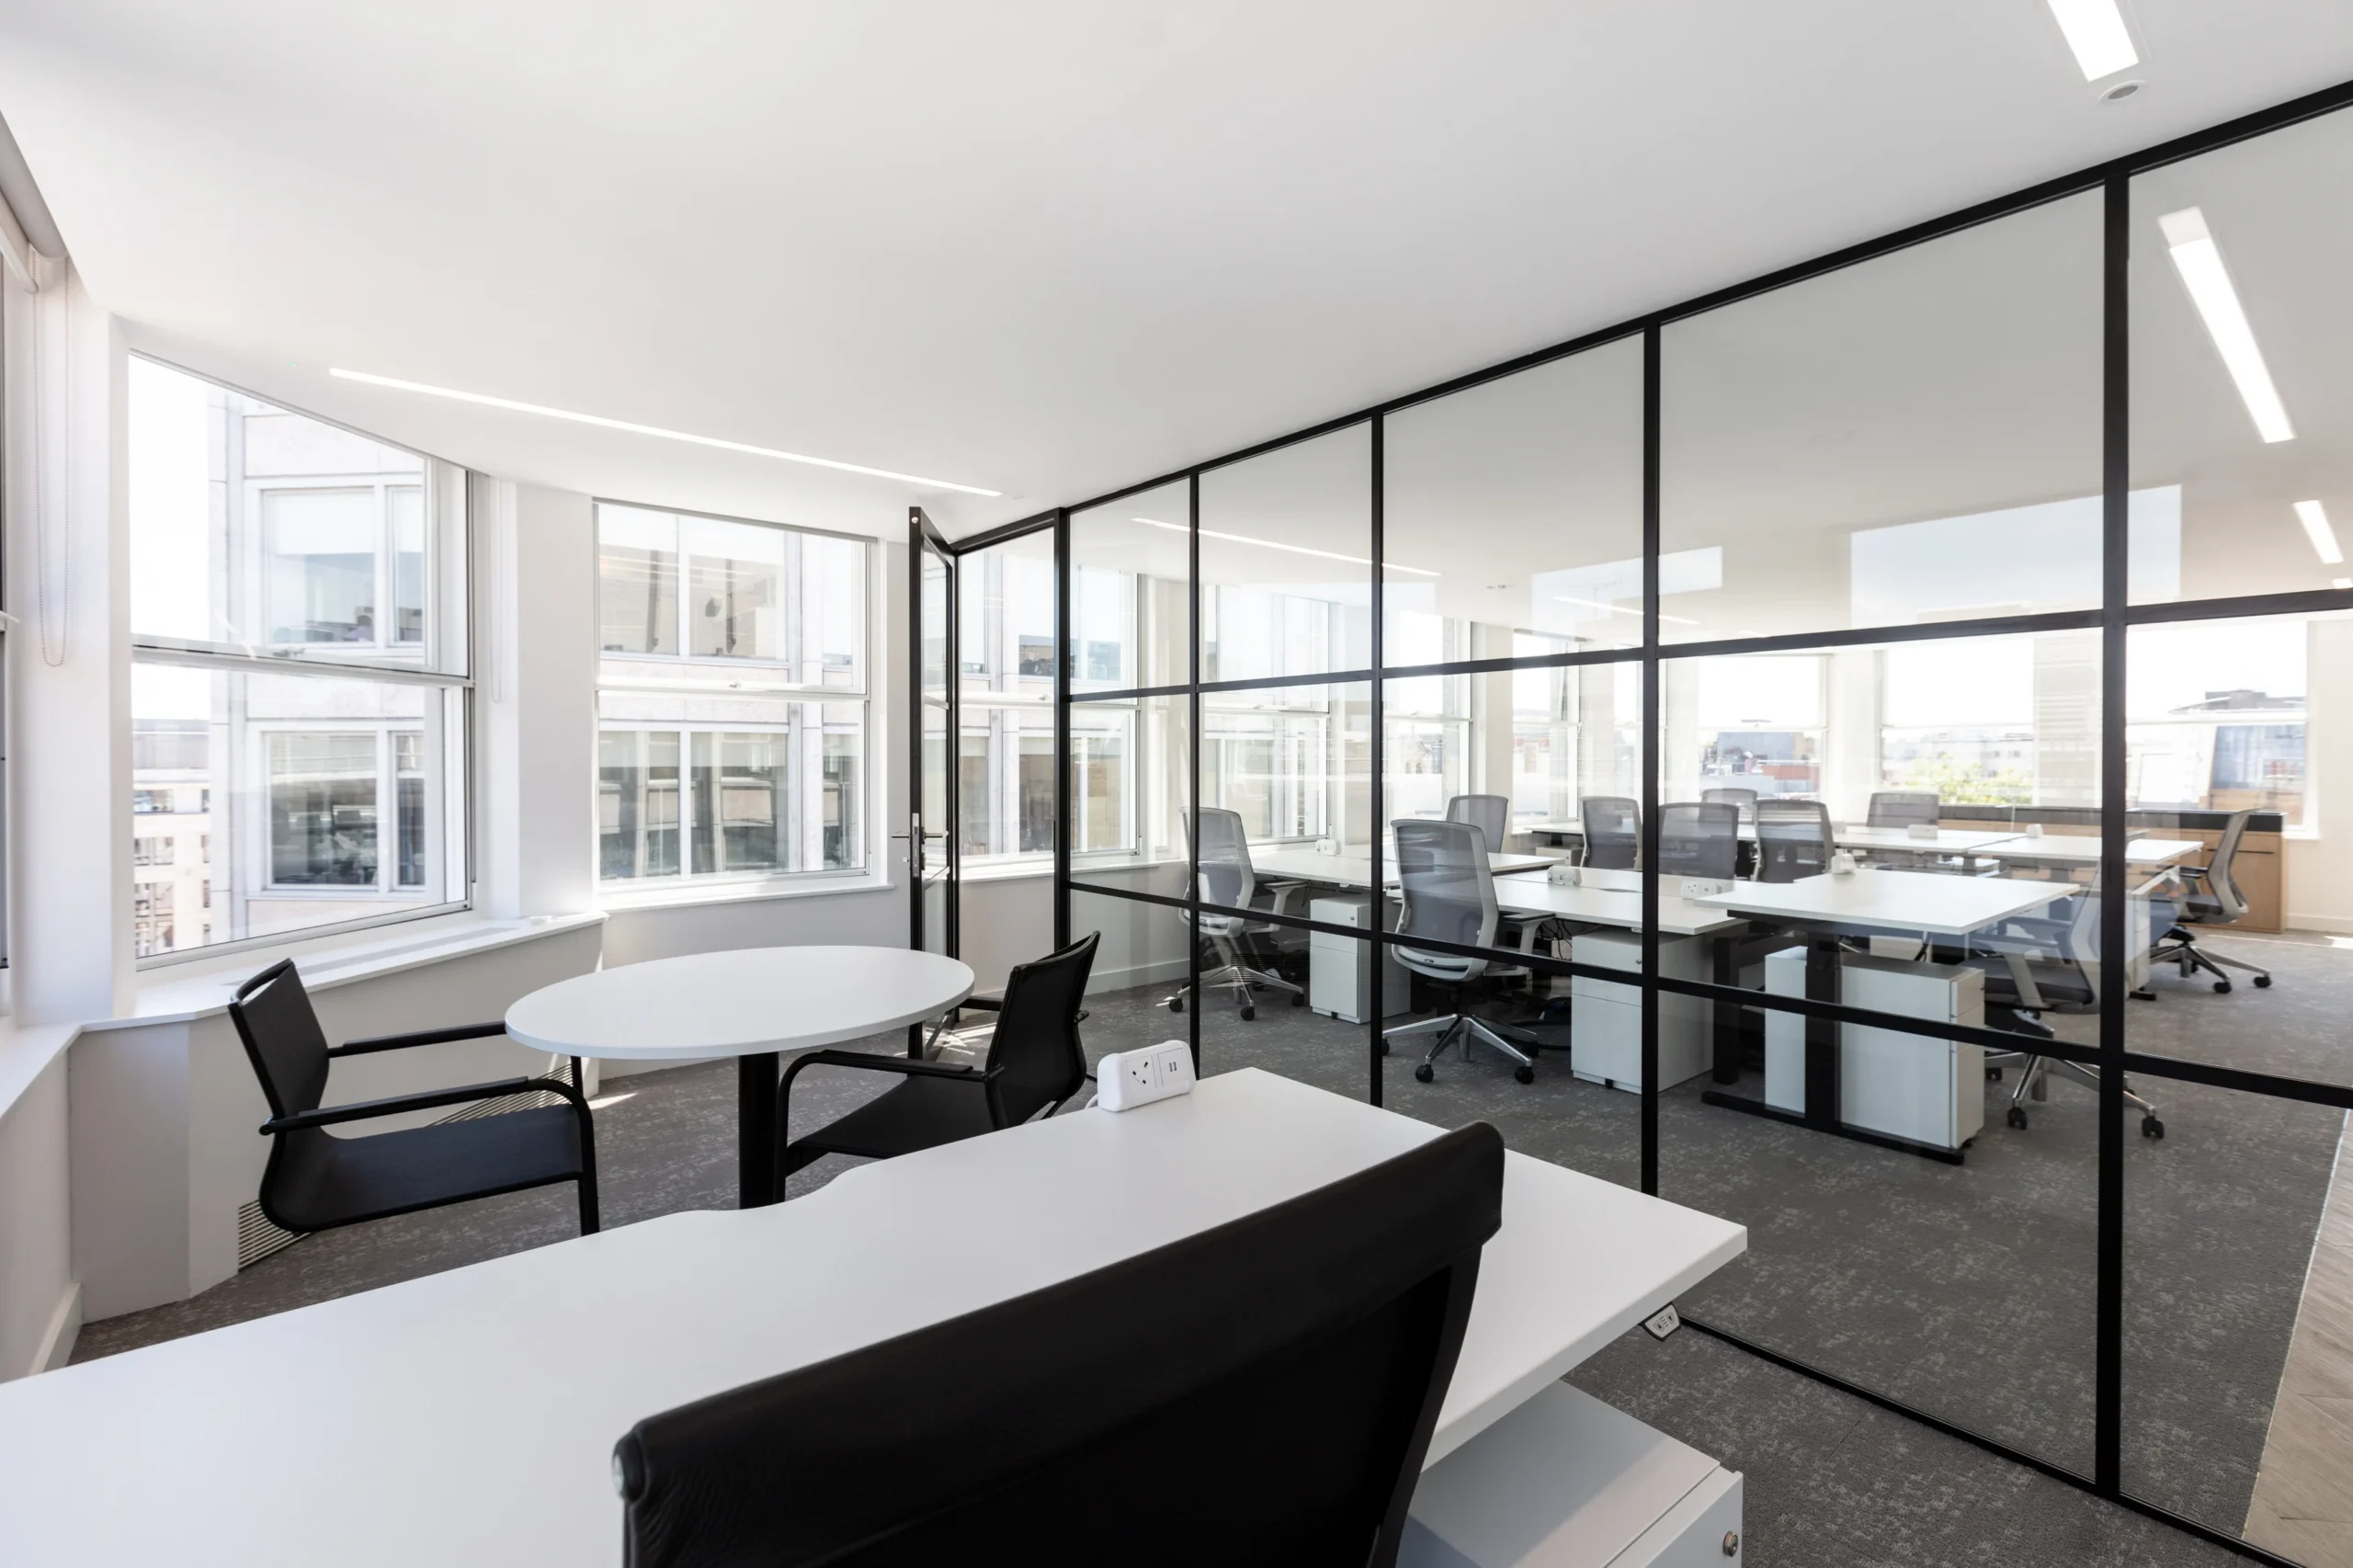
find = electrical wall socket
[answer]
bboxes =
[1096,1040,1196,1112]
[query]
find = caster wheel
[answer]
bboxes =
[1414,1063,1435,1084]
[1379,1040,1391,1055]
[1514,1065,1536,1085]
[1240,1005,1256,1022]
[1290,991,1307,1007]
[1168,997,1184,1014]
[2213,981,2233,994]
[2143,1117,2165,1140]
[2254,975,2273,988]
[2006,1107,2029,1131]
[1986,1067,2003,1083]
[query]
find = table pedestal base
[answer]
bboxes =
[739,1051,779,1208]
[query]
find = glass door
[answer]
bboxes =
[910,508,958,963]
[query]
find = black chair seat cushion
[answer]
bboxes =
[270,1105,587,1232]
[789,1074,996,1165]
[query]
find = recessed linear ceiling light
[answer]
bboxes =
[2157,209,2295,444]
[1131,517,1438,576]
[1553,594,1699,628]
[328,369,1003,496]
[2045,0,2138,81]
[2294,500,2343,565]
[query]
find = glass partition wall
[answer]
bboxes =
[1048,85,2353,1566]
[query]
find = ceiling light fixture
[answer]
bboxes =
[2157,208,2295,444]
[2294,499,2343,565]
[328,368,1003,495]
[1553,594,1699,628]
[2045,0,2138,80]
[1131,517,1438,576]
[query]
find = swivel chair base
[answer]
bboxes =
[1165,935,1305,1023]
[2151,924,2273,995]
[1984,1036,2165,1140]
[1384,1010,1540,1085]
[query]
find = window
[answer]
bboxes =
[957,533,1057,872]
[127,357,469,959]
[596,503,870,889]
[2128,617,2311,825]
[1681,654,1825,800]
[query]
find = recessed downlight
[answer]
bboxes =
[2100,79,2145,102]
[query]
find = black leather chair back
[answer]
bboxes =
[615,1122,1506,1568]
[228,960,332,1123]
[984,932,1098,1125]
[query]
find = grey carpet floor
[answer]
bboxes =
[68,933,2347,1564]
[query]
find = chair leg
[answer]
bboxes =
[577,1171,600,1235]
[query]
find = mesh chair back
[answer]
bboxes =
[1700,787,1758,816]
[227,960,332,1122]
[1658,801,1740,881]
[1444,794,1509,847]
[1579,795,1641,870]
[1192,807,1256,912]
[1867,790,1940,829]
[1755,800,1833,883]
[983,932,1099,1124]
[614,1123,1506,1568]
[2206,809,2253,920]
[1391,818,1497,981]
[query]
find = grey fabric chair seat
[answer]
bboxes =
[269,1107,591,1233]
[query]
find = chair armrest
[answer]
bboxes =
[956,994,1004,1014]
[261,1074,571,1133]
[779,1049,998,1092]
[328,1021,511,1057]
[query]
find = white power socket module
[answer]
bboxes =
[1095,1040,1196,1111]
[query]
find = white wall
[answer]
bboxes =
[958,872,1056,995]
[0,1055,74,1377]
[2287,619,2353,932]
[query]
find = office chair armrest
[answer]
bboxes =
[328,1020,512,1057]
[779,1049,998,1095]
[260,1074,567,1133]
[1261,880,1308,918]
[955,994,1004,1014]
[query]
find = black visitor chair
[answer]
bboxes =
[228,959,599,1237]
[614,1121,1506,1568]
[774,932,1098,1198]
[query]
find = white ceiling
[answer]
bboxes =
[5,1,2353,544]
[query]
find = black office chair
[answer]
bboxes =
[1754,799,1833,882]
[1384,819,1542,1085]
[775,933,1098,1196]
[615,1121,1506,1568]
[1867,790,1941,829]
[1445,793,1511,848]
[1579,795,1641,870]
[2149,809,2273,994]
[1657,801,1740,881]
[228,959,598,1237]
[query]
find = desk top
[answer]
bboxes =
[1490,869,1749,937]
[504,946,974,1061]
[0,1070,1744,1568]
[1975,835,2203,868]
[1252,847,1556,888]
[1523,819,2018,854]
[1688,869,2068,936]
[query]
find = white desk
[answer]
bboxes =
[1527,818,2019,869]
[506,947,974,1208]
[1974,835,2202,870]
[0,1069,1745,1568]
[1490,868,1748,939]
[1252,847,1556,889]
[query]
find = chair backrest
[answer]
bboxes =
[1699,786,1758,817]
[1867,790,1940,829]
[1444,794,1509,847]
[1579,795,1641,870]
[1657,801,1740,881]
[1755,800,1833,883]
[226,959,332,1124]
[613,1122,1507,1568]
[1391,818,1496,982]
[1191,807,1256,911]
[2205,809,2254,920]
[983,932,1099,1124]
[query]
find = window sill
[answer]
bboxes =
[959,859,1056,884]
[93,911,609,1031]
[595,872,898,915]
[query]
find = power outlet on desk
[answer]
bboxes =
[1643,1303,1682,1341]
[1097,1041,1196,1112]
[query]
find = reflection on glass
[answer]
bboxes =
[598,730,681,879]
[1072,480,1190,694]
[691,731,785,873]
[600,505,680,655]
[1073,696,1190,897]
[686,516,784,660]
[1199,426,1371,683]
[1661,192,2105,641]
[267,733,379,884]
[957,530,1057,871]
[597,504,865,684]
[1384,336,1644,661]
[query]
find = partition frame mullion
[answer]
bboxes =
[1639,325,1663,1199]
[2094,168,2131,1498]
[1369,416,1387,1107]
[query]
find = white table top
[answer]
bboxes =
[504,946,975,1061]
[1252,847,1556,889]
[1688,869,2068,937]
[1490,869,1749,937]
[0,1069,1744,1568]
[1523,819,2017,853]
[1975,835,2202,868]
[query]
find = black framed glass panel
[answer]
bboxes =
[1198,425,1372,685]
[1069,480,1190,695]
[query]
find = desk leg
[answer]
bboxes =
[1711,934,1741,1085]
[739,1051,780,1209]
[1802,936,1841,1130]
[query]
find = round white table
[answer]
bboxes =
[506,946,974,1208]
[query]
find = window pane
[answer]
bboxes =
[390,485,425,644]
[1199,426,1371,684]
[598,730,682,880]
[598,505,679,655]
[1384,335,1643,662]
[264,488,377,643]
[1073,695,1190,898]
[132,662,460,957]
[1071,480,1188,693]
[2131,104,2353,604]
[691,731,787,874]
[957,530,1057,873]
[1661,193,2104,642]
[685,516,786,661]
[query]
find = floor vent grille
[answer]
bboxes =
[236,1200,302,1270]
[438,1057,581,1122]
